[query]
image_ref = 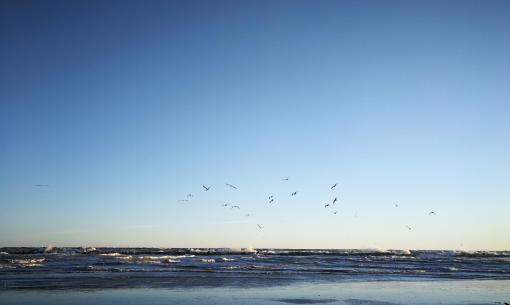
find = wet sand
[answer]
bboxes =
[1,279,509,305]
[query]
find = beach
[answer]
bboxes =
[1,248,509,305]
[1,279,509,305]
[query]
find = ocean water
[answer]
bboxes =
[0,247,509,289]
[1,248,509,305]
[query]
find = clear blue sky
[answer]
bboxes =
[1,0,509,250]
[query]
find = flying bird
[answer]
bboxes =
[225,183,238,189]
[394,203,399,208]
[333,197,338,205]
[269,199,274,203]
[187,193,194,198]
[257,224,264,229]
[231,205,240,209]
[331,183,337,189]
[281,178,289,181]
[268,195,274,199]
[222,203,229,207]
[291,191,297,196]
[405,225,413,230]
[429,211,436,215]
[202,185,211,191]
[333,211,338,214]
[324,203,330,208]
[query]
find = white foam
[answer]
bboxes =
[219,257,236,262]
[11,258,46,267]
[82,247,97,253]
[99,252,124,257]
[44,245,55,253]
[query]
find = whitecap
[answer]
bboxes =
[11,258,46,267]
[219,257,236,262]
[99,253,124,257]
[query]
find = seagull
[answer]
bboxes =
[333,197,338,205]
[429,211,436,215]
[333,211,338,214]
[225,183,238,189]
[222,203,229,207]
[405,225,413,230]
[231,205,240,209]
[257,224,264,229]
[394,203,399,208]
[178,199,189,202]
[291,191,297,196]
[187,193,194,198]
[269,199,274,203]
[281,178,289,181]
[268,195,274,199]
[202,185,211,191]
[331,183,337,189]
[324,203,330,208]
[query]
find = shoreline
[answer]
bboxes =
[2,271,510,291]
[1,279,509,305]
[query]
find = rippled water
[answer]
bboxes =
[1,247,509,289]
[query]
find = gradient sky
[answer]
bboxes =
[1,0,509,250]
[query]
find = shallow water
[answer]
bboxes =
[1,280,509,305]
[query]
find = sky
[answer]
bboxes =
[0,0,509,250]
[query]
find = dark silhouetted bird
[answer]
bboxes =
[202,185,211,191]
[333,197,338,205]
[225,183,238,189]
[257,224,264,229]
[331,183,337,189]
[291,191,297,196]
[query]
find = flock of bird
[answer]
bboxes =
[174,178,438,231]
[33,181,437,232]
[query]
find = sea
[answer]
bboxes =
[1,247,509,305]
